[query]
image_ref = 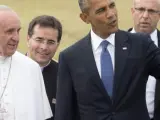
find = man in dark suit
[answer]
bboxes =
[55,0,160,120]
[129,0,160,119]
[26,15,62,120]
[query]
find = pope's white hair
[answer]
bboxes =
[0,5,13,11]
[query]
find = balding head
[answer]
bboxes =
[131,0,160,34]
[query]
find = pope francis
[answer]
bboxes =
[0,5,52,120]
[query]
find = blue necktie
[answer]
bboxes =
[101,40,114,97]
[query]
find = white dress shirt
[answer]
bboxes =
[131,28,158,119]
[91,29,115,77]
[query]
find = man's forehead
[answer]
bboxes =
[0,11,20,29]
[0,10,19,20]
[134,0,160,4]
[134,0,160,10]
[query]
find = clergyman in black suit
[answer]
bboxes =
[26,15,62,120]
[128,0,160,120]
[55,0,160,120]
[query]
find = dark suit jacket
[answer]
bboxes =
[43,60,58,120]
[154,30,160,120]
[128,28,160,120]
[55,30,160,120]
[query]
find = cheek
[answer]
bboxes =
[30,45,40,58]
[133,15,140,23]
[29,43,39,52]
[49,46,58,55]
[0,36,8,45]
[152,17,160,25]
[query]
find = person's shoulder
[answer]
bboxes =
[119,30,150,41]
[130,32,151,44]
[13,51,39,67]
[119,29,148,37]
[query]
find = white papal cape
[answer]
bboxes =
[9,51,52,120]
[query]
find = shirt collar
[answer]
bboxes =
[91,29,115,51]
[41,60,51,71]
[150,29,157,42]
[130,28,136,33]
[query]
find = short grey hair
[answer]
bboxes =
[78,0,90,12]
[0,5,13,11]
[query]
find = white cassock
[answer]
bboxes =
[0,51,52,120]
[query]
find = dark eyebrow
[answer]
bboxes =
[48,39,56,42]
[35,37,44,40]
[17,28,21,33]
[147,8,159,12]
[18,27,21,31]
[95,7,106,14]
[95,1,116,14]
[109,1,115,8]
[6,28,14,32]
[136,7,160,13]
[34,37,56,42]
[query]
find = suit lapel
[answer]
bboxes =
[113,30,130,105]
[79,34,112,103]
[79,31,130,104]
[157,29,160,47]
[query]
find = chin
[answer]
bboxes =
[110,27,118,34]
[39,58,49,63]
[7,51,16,56]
